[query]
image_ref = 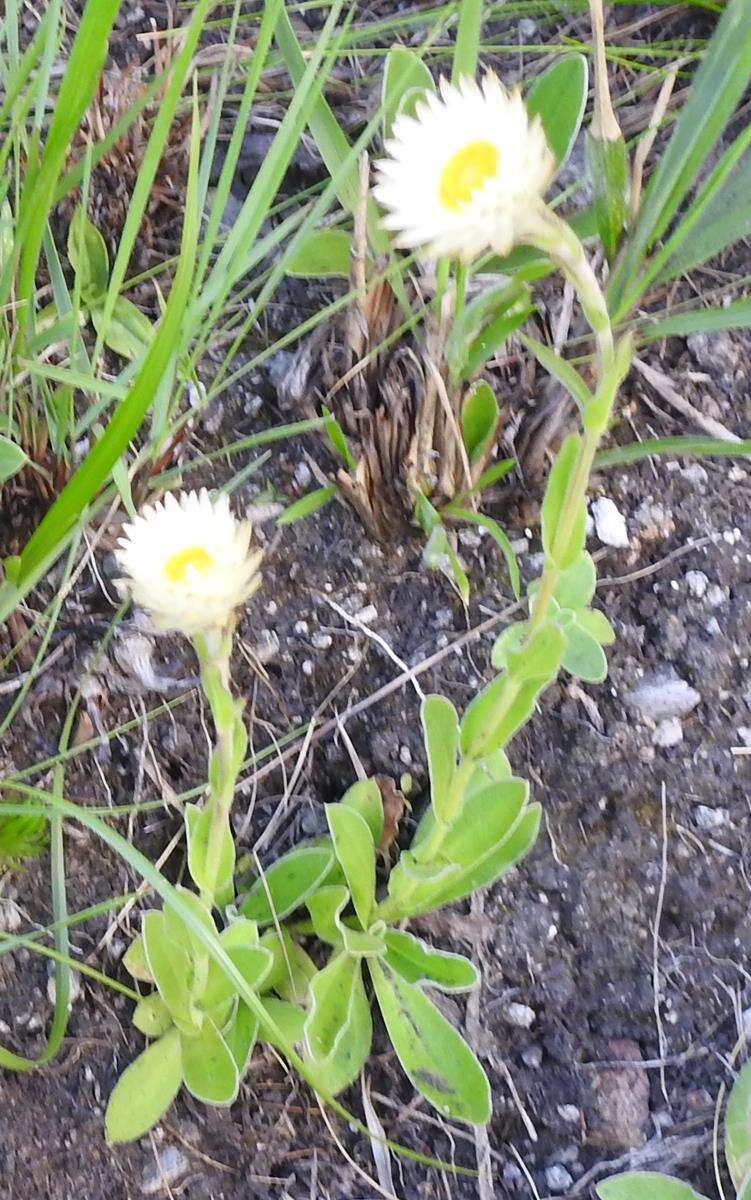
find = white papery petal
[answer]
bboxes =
[116,488,262,637]
[373,72,555,262]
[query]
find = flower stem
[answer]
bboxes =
[193,628,243,910]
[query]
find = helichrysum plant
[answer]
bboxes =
[105,38,629,1140]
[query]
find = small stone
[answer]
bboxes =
[47,967,81,1010]
[694,804,728,831]
[302,659,314,677]
[685,570,709,599]
[255,630,279,665]
[626,670,700,722]
[293,620,309,635]
[706,584,728,608]
[652,718,683,748]
[354,604,378,625]
[546,1165,574,1193]
[680,463,708,486]
[141,1147,190,1195]
[591,497,630,548]
[504,1002,536,1029]
[737,727,751,747]
[294,460,312,489]
[522,1044,543,1068]
[558,1104,581,1123]
[311,632,333,650]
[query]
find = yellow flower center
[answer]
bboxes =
[438,140,499,211]
[164,545,214,583]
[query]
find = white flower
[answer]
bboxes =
[116,489,262,637]
[373,73,555,262]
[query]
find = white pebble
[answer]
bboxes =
[546,1165,574,1193]
[355,604,378,625]
[558,1104,581,1123]
[591,497,630,548]
[311,632,333,650]
[694,805,727,831]
[504,1001,536,1029]
[685,570,708,599]
[652,718,683,748]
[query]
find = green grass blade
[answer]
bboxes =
[637,298,751,341]
[452,0,482,81]
[7,92,202,600]
[595,435,751,469]
[12,0,122,327]
[608,0,751,318]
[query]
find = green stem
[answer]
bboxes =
[193,628,241,910]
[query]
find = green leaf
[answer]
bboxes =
[285,227,352,277]
[123,934,153,983]
[203,934,271,1012]
[444,507,521,599]
[307,884,349,947]
[507,623,567,684]
[577,607,615,646]
[383,46,434,140]
[421,695,459,825]
[384,854,462,919]
[132,993,173,1038]
[418,804,542,914]
[304,951,372,1094]
[0,436,27,487]
[460,674,544,758]
[558,614,608,683]
[277,485,338,526]
[608,0,751,318]
[384,930,479,993]
[596,1174,709,1200]
[422,520,470,605]
[257,997,306,1051]
[554,552,596,610]
[340,779,384,846]
[224,1001,259,1075]
[587,132,629,261]
[459,299,533,381]
[240,844,336,924]
[185,803,235,908]
[527,54,589,169]
[447,282,530,382]
[181,1019,239,1105]
[325,804,375,929]
[369,959,491,1124]
[142,910,197,1033]
[90,295,153,360]
[67,205,110,305]
[519,332,593,411]
[105,1028,183,1144]
[461,382,499,465]
[541,433,585,569]
[323,406,357,470]
[726,1060,751,1189]
[259,928,317,1003]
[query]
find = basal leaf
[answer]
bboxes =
[142,910,197,1033]
[67,205,109,305]
[122,933,153,983]
[240,844,335,924]
[325,804,375,929]
[257,997,306,1051]
[340,779,384,846]
[369,959,491,1124]
[132,993,173,1038]
[461,381,499,464]
[304,951,372,1094]
[260,927,318,1003]
[0,436,28,487]
[224,1001,259,1076]
[105,1028,183,1144]
[285,227,352,277]
[384,929,479,993]
[181,1019,239,1105]
[91,295,153,360]
[306,884,349,947]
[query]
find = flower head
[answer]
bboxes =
[116,489,262,637]
[374,73,555,262]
